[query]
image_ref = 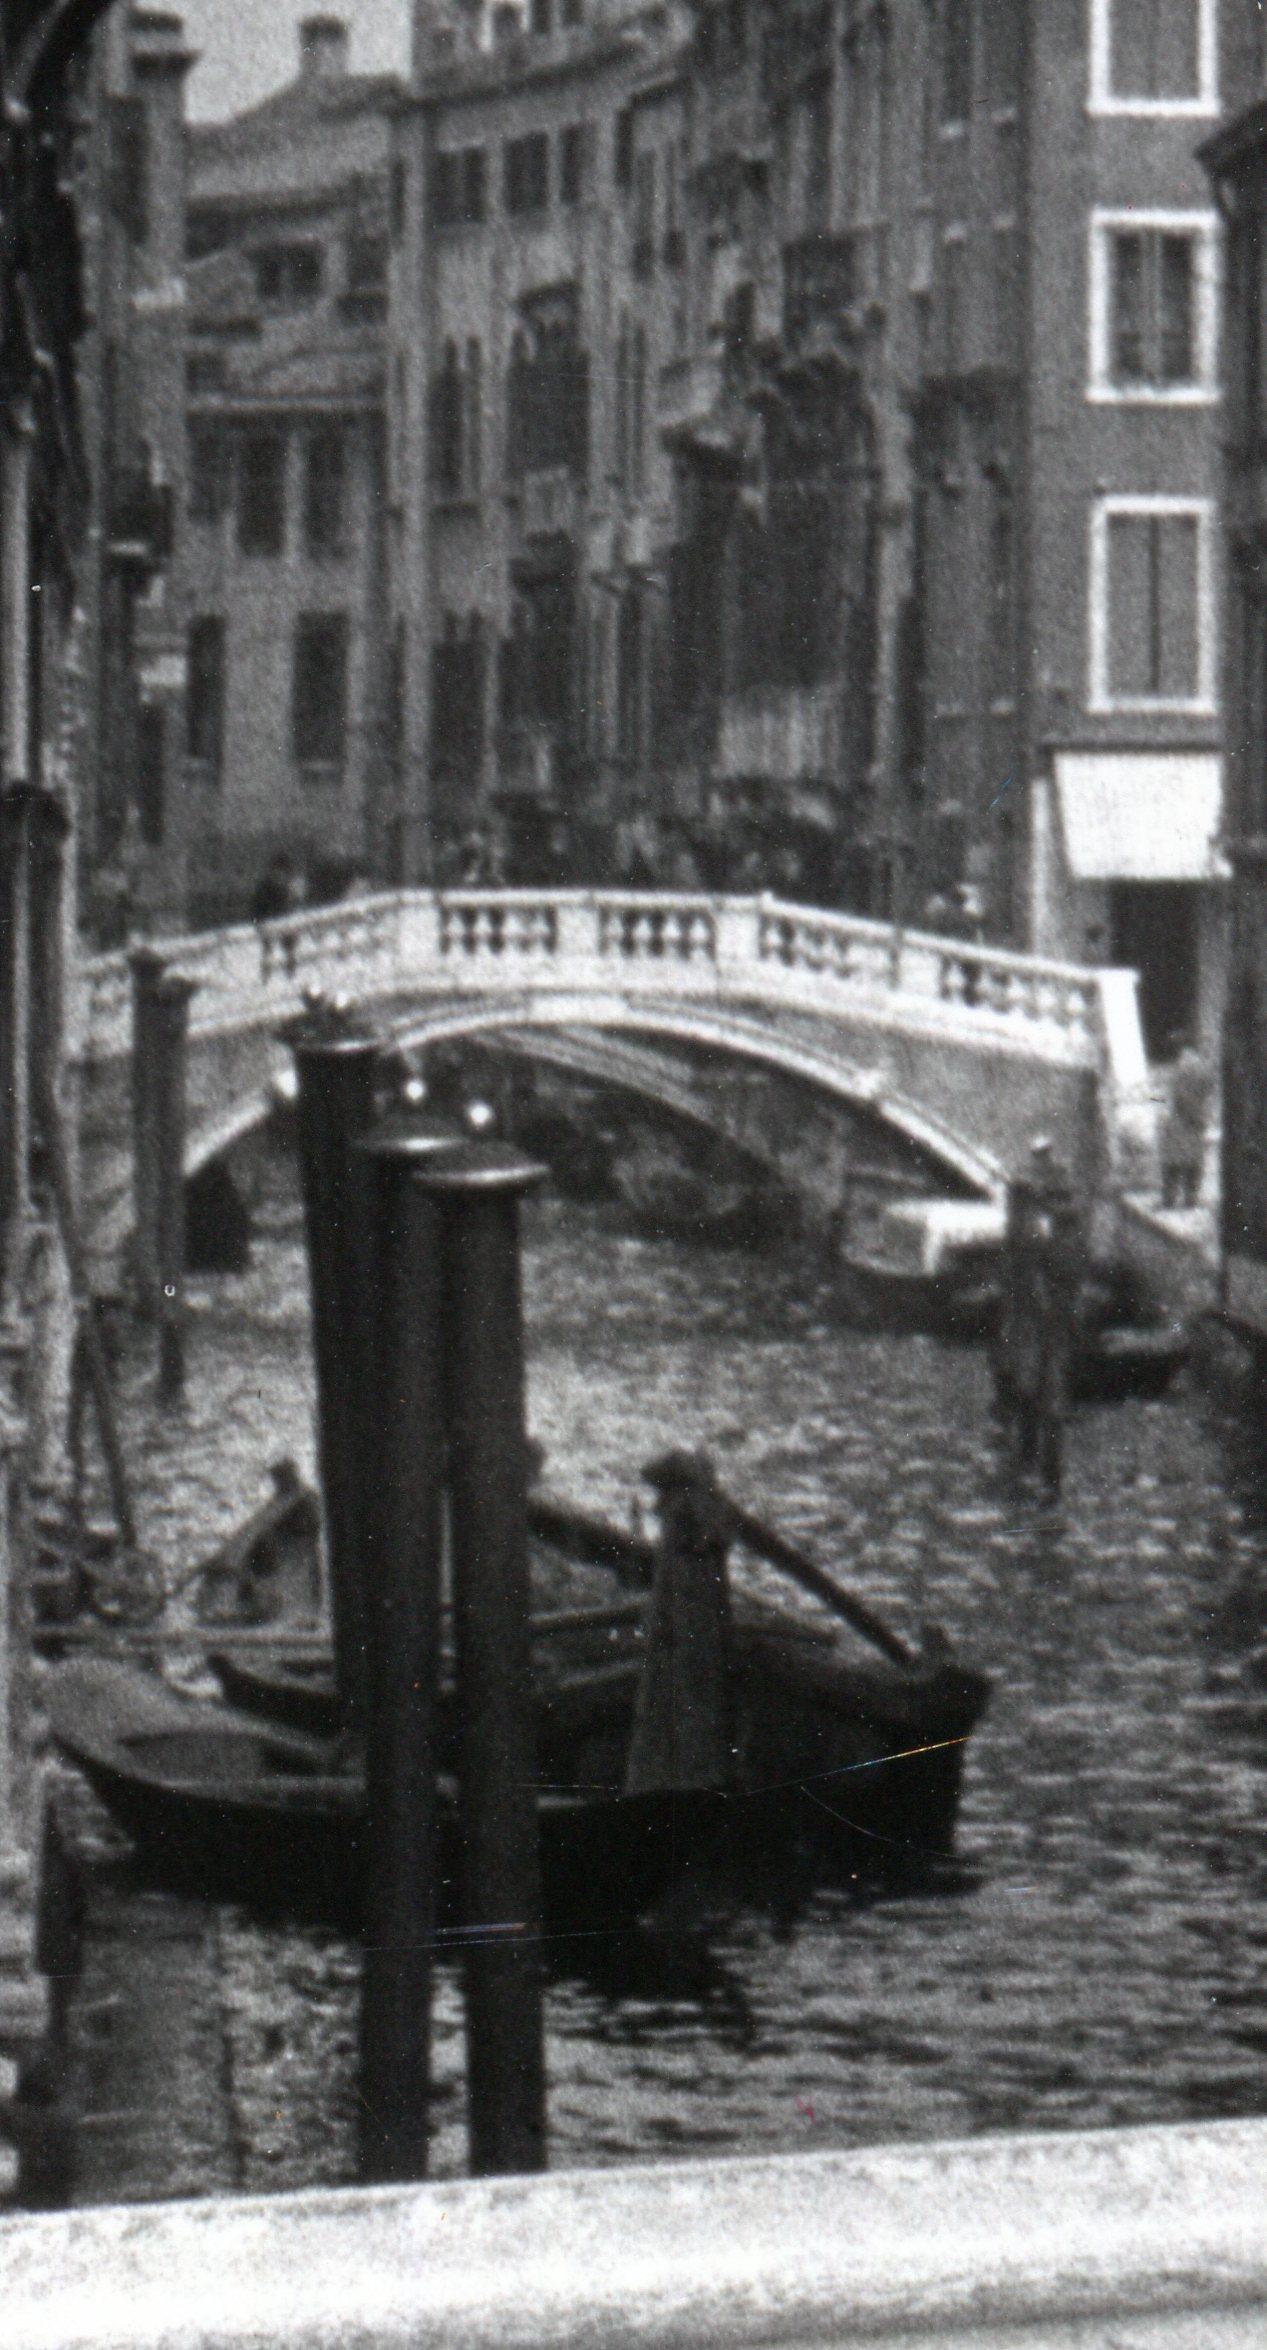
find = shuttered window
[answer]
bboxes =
[1101,507,1203,704]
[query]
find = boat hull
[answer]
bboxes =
[47,1643,989,1930]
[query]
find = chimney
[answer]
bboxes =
[299,15,350,80]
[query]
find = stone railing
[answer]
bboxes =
[3,2120,1264,2347]
[75,892,1121,1085]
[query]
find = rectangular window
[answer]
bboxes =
[560,123,587,207]
[252,243,324,306]
[943,229,968,370]
[1091,497,1213,710]
[109,96,149,245]
[615,108,635,189]
[504,132,550,217]
[1090,212,1218,400]
[237,429,287,557]
[941,0,975,124]
[1091,0,1214,111]
[429,146,487,228]
[186,617,226,771]
[303,426,347,557]
[188,423,229,525]
[632,150,657,274]
[346,234,388,297]
[292,614,350,767]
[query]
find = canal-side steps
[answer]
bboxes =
[2,2116,1265,2347]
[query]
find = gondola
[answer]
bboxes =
[44,1477,991,1926]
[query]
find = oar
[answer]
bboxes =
[719,1493,916,1670]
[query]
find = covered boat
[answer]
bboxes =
[837,1198,1005,1339]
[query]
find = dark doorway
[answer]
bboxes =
[1109,880,1199,1062]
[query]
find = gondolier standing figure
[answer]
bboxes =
[991,1138,1085,1494]
[625,1452,738,1799]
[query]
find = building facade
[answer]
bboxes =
[2,0,122,2198]
[79,6,194,937]
[179,16,400,920]
[84,3,1240,997]
[1200,13,1267,1336]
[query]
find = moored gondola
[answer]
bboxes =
[44,1472,990,1925]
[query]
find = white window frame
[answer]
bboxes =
[1088,0,1218,118]
[1088,208,1221,404]
[1088,493,1216,716]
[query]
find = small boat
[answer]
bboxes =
[46,1480,991,1926]
[837,1198,1005,1340]
[1066,1262,1187,1403]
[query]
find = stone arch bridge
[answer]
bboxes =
[70,891,1149,1272]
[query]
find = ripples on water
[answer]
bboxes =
[96,1188,1267,2191]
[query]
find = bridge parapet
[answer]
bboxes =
[76,891,1115,1078]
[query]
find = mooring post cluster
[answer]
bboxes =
[287,999,547,2186]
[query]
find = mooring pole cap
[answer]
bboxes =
[279,989,377,1054]
[416,1139,548,1196]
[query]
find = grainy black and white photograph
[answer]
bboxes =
[0,1,1265,2341]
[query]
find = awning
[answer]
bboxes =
[1053,752,1227,883]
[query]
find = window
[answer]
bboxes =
[530,0,553,31]
[1090,497,1213,710]
[346,234,388,298]
[1090,0,1215,111]
[237,429,287,557]
[507,321,590,485]
[252,242,324,306]
[292,615,350,767]
[188,424,229,525]
[430,341,465,499]
[303,426,347,557]
[1090,212,1218,399]
[943,228,968,371]
[465,339,483,496]
[429,146,487,228]
[941,0,975,125]
[632,151,657,274]
[987,477,1015,705]
[186,617,226,771]
[615,108,635,190]
[109,97,149,245]
[504,133,550,217]
[560,123,587,207]
[428,342,483,502]
[431,615,487,776]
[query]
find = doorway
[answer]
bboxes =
[1109,881,1199,1063]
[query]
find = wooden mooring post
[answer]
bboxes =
[421,1140,548,2179]
[354,1113,455,2185]
[287,1004,381,1727]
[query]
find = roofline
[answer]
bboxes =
[398,27,655,115]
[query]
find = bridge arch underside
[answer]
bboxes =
[401,1007,1000,1208]
[86,987,1103,1263]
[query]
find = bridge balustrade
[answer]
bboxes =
[76,893,1112,1074]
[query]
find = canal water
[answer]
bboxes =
[62,1159,1267,2198]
